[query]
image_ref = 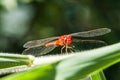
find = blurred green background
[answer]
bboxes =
[0,0,120,80]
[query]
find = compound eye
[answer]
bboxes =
[66,35,72,44]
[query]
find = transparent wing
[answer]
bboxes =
[23,37,58,48]
[70,28,111,37]
[22,45,56,56]
[71,39,107,51]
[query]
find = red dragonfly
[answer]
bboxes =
[22,28,111,56]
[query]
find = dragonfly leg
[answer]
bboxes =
[61,45,65,54]
[65,45,68,54]
[69,48,74,53]
[65,45,74,54]
[68,46,75,53]
[62,45,74,54]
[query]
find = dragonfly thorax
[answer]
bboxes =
[55,35,72,46]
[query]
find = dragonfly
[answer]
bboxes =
[22,28,111,56]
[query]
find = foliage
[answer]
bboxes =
[0,42,120,80]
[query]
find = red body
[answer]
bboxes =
[45,35,72,47]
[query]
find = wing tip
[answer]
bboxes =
[23,43,28,48]
[23,41,33,48]
[103,28,111,33]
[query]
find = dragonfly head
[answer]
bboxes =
[59,35,72,45]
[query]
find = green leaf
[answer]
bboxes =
[0,53,34,69]
[91,71,106,80]
[1,42,120,80]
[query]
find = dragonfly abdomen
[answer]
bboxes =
[45,41,56,47]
